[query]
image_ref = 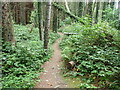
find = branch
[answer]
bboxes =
[64,0,70,13]
[52,3,85,25]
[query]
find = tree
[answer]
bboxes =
[52,3,85,24]
[44,1,52,49]
[87,1,93,18]
[83,0,88,16]
[2,2,15,45]
[0,2,2,48]
[53,6,58,33]
[64,0,70,13]
[78,2,83,17]
[98,0,104,22]
[14,2,20,24]
[11,2,33,25]
[38,2,42,40]
[119,1,120,20]
[92,0,97,24]
[20,2,26,25]
[114,0,119,10]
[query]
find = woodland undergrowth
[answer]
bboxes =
[59,19,120,89]
[1,24,60,88]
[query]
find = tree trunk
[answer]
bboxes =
[98,1,104,22]
[16,3,20,24]
[0,2,2,48]
[2,2,15,44]
[83,1,88,16]
[44,1,52,49]
[114,0,119,10]
[64,0,70,13]
[38,2,42,40]
[88,2,93,18]
[78,2,83,17]
[95,2,100,23]
[58,10,60,29]
[118,1,120,30]
[20,2,26,25]
[92,1,97,24]
[53,6,58,33]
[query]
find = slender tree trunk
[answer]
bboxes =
[20,2,26,25]
[53,6,58,33]
[64,0,70,13]
[42,2,46,29]
[44,1,51,49]
[83,0,88,16]
[118,1,120,30]
[0,2,2,48]
[14,2,20,24]
[78,2,83,17]
[88,2,93,18]
[58,10,60,29]
[38,2,42,40]
[98,1,103,22]
[92,1,97,24]
[14,3,17,24]
[95,2,100,23]
[114,0,119,10]
[2,2,15,44]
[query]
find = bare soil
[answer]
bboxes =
[34,32,67,88]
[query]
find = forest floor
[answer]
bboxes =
[35,32,68,88]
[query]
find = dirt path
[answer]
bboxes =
[35,32,67,88]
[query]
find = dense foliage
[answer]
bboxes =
[103,7,119,30]
[2,25,60,88]
[60,21,120,89]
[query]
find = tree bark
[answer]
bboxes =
[57,10,60,29]
[38,2,42,40]
[114,0,119,10]
[53,6,58,33]
[83,0,88,16]
[0,2,2,48]
[20,2,26,25]
[118,1,120,30]
[64,0,70,13]
[78,2,83,17]
[95,2,100,23]
[44,1,52,49]
[92,1,97,24]
[88,2,93,18]
[2,2,15,44]
[98,1,104,22]
[16,3,20,24]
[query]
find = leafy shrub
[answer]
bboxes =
[103,7,119,29]
[2,42,48,88]
[63,17,72,25]
[2,24,59,88]
[49,32,60,44]
[60,22,120,88]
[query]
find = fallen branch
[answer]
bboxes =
[64,32,78,36]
